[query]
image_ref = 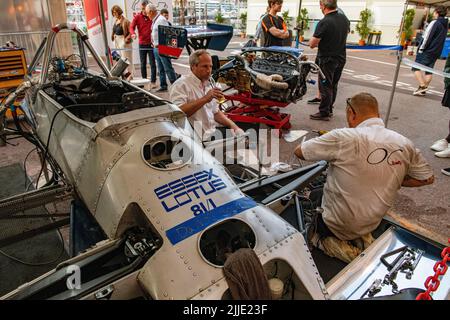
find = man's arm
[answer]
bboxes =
[401,175,434,187]
[294,145,305,160]
[268,26,289,39]
[214,111,242,134]
[309,36,320,49]
[130,16,137,39]
[178,88,223,117]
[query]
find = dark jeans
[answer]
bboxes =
[447,120,450,142]
[139,44,156,82]
[318,56,346,116]
[153,48,177,89]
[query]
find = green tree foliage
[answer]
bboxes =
[403,9,416,41]
[239,12,247,32]
[296,8,309,35]
[215,11,225,24]
[356,8,372,41]
[282,10,293,29]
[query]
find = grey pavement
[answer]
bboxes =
[158,38,449,244]
[1,36,448,245]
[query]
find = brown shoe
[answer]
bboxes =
[310,112,330,121]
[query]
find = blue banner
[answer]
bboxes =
[166,197,257,245]
[297,41,402,51]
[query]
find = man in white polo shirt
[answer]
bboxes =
[170,49,242,141]
[294,92,434,263]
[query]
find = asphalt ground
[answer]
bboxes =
[0,37,448,245]
[160,38,449,245]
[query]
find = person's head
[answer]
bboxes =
[345,92,380,128]
[319,0,337,14]
[141,0,149,12]
[111,5,123,18]
[433,6,447,19]
[161,8,169,20]
[268,0,283,13]
[189,49,212,81]
[145,4,158,19]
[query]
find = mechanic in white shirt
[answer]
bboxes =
[170,49,243,141]
[295,92,434,262]
[146,4,177,92]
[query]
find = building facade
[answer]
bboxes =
[245,0,431,45]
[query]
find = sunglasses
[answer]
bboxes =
[346,97,355,114]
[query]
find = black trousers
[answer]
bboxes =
[318,56,346,115]
[139,44,156,82]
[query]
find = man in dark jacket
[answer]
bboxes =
[412,6,448,96]
[308,0,350,121]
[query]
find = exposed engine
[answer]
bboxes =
[41,55,166,123]
[213,48,315,103]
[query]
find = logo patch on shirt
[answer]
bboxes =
[367,148,404,166]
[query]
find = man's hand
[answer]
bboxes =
[309,37,320,49]
[401,175,434,187]
[294,145,305,160]
[269,27,290,40]
[131,34,137,40]
[232,127,245,136]
[204,88,224,103]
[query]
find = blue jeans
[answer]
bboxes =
[153,47,177,88]
[139,44,156,82]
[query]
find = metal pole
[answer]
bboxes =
[98,0,111,69]
[384,0,409,127]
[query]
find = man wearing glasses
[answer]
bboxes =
[294,93,434,263]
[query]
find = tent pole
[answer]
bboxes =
[384,0,409,127]
[98,0,111,69]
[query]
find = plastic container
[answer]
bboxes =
[268,278,284,300]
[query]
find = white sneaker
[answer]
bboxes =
[435,146,450,158]
[442,168,450,176]
[430,139,449,152]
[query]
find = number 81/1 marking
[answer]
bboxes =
[191,199,217,216]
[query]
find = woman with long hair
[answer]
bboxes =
[111,5,133,79]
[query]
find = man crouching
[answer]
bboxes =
[295,92,434,263]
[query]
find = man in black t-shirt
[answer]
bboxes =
[309,0,350,120]
[261,0,290,47]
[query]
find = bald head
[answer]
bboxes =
[348,92,379,115]
[346,92,380,127]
